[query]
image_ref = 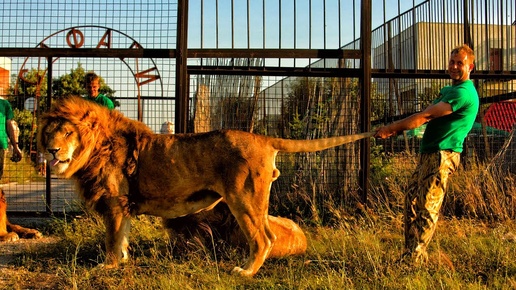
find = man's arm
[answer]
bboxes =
[375,101,453,139]
[6,120,22,161]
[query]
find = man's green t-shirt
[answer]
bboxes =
[420,79,479,154]
[0,99,14,150]
[85,94,115,110]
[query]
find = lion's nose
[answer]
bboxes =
[47,148,60,155]
[46,148,61,161]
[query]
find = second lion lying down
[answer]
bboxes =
[37,96,372,277]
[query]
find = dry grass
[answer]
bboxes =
[2,215,516,289]
[2,153,516,289]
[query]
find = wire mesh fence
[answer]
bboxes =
[1,0,178,214]
[0,0,515,216]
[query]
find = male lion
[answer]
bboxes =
[37,96,373,277]
[0,188,43,241]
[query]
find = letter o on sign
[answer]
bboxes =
[66,29,84,48]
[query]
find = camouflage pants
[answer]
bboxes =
[404,150,460,263]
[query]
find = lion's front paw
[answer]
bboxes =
[231,266,254,277]
[1,232,19,242]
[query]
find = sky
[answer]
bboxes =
[187,0,428,49]
[4,0,497,131]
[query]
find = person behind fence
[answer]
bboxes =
[160,121,174,134]
[374,44,479,264]
[84,72,115,110]
[0,97,22,180]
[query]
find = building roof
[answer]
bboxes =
[484,101,516,132]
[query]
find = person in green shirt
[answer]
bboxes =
[0,99,22,179]
[84,72,115,110]
[374,44,479,265]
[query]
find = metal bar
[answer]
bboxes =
[231,0,234,49]
[188,49,362,58]
[175,0,189,134]
[185,65,516,80]
[359,0,372,206]
[216,0,219,50]
[247,0,250,49]
[0,48,361,59]
[187,66,362,77]
[412,0,417,72]
[45,57,53,215]
[277,0,281,67]
[294,0,297,67]
[263,0,266,49]
[0,48,175,58]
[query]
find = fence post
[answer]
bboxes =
[359,0,372,206]
[175,0,189,134]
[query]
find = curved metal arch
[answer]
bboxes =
[15,25,165,118]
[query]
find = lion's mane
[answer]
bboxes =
[38,97,151,212]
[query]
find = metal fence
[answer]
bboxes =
[0,0,515,216]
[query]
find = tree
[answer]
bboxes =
[8,69,48,154]
[7,64,118,154]
[11,68,48,111]
[52,64,119,107]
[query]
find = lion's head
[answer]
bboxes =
[38,119,81,176]
[37,96,113,178]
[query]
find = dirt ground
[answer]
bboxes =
[0,217,59,289]
[0,217,52,270]
[0,236,56,266]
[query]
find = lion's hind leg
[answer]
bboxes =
[266,216,307,258]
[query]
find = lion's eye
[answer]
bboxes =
[64,131,73,138]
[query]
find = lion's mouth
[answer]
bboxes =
[44,152,70,167]
[49,159,70,167]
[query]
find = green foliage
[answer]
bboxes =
[213,96,257,131]
[6,64,119,155]
[417,80,443,109]
[10,68,49,111]
[51,65,88,98]
[287,112,305,139]
[273,76,371,224]
[13,108,36,153]
[52,64,118,107]
[12,68,48,99]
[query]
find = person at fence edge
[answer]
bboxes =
[84,72,115,110]
[374,44,479,264]
[160,121,174,134]
[0,98,22,179]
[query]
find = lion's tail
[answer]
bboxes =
[271,132,375,153]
